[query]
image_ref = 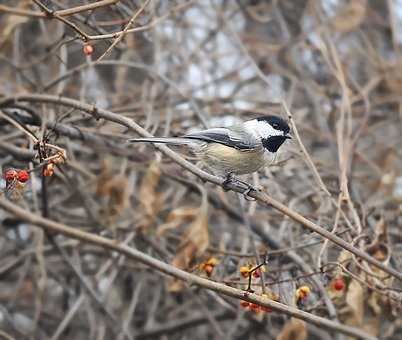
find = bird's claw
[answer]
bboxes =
[242,186,256,201]
[222,172,235,191]
[222,173,258,200]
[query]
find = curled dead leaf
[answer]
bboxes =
[0,15,29,48]
[139,160,161,216]
[365,216,393,289]
[96,160,130,221]
[169,188,209,292]
[330,0,366,33]
[157,207,199,236]
[277,318,307,340]
[345,279,364,326]
[137,160,164,229]
[384,61,402,94]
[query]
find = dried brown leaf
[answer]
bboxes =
[367,292,382,315]
[345,279,364,326]
[277,318,307,340]
[384,61,402,94]
[331,0,366,33]
[0,0,32,47]
[169,189,209,292]
[157,207,199,236]
[139,160,161,217]
[0,15,29,47]
[361,317,380,337]
[96,160,130,220]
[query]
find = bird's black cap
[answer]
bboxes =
[256,115,290,134]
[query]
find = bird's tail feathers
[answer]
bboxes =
[127,137,193,145]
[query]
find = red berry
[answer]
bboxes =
[83,44,94,56]
[252,269,261,278]
[240,301,250,308]
[261,306,273,313]
[333,278,345,291]
[5,169,18,181]
[17,170,29,183]
[249,303,261,313]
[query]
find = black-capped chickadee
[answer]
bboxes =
[128,115,291,187]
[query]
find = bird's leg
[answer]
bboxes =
[222,172,235,191]
[222,173,257,200]
[242,186,256,201]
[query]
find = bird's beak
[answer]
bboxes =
[285,134,292,139]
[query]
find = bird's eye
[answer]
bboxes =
[272,123,279,129]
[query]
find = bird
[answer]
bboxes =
[128,115,291,192]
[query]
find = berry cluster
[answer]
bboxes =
[42,152,65,177]
[240,292,279,314]
[240,301,272,313]
[4,169,30,183]
[239,264,266,278]
[3,169,30,201]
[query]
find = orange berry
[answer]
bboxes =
[332,278,345,291]
[239,266,251,278]
[296,286,311,300]
[200,258,219,277]
[43,163,55,177]
[17,170,29,183]
[5,169,18,181]
[203,264,214,277]
[83,44,94,55]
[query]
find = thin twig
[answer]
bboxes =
[96,0,152,62]
[0,198,377,340]
[1,93,400,282]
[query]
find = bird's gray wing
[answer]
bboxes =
[183,126,260,150]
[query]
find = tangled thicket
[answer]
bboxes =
[0,1,401,339]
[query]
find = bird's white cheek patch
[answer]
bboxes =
[245,120,283,139]
[257,122,283,138]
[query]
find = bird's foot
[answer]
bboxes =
[222,172,235,191]
[222,173,257,201]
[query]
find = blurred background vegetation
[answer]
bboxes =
[0,1,401,339]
